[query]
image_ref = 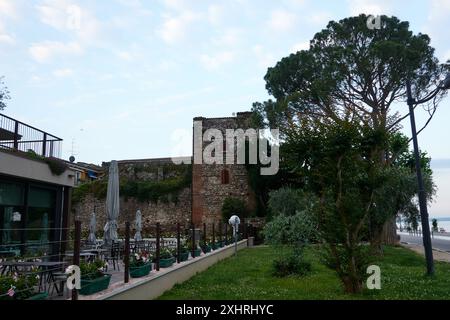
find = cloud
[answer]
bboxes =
[307,12,332,26]
[424,0,450,51]
[29,41,83,63]
[211,28,242,47]
[347,0,392,16]
[36,0,101,44]
[200,51,235,71]
[253,45,276,68]
[292,41,309,53]
[268,9,298,32]
[0,0,17,19]
[207,4,224,26]
[53,68,74,77]
[0,21,14,45]
[157,10,199,44]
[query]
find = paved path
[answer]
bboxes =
[400,233,450,263]
[400,233,450,252]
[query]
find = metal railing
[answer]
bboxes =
[0,113,63,158]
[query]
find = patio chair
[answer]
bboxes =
[104,241,120,271]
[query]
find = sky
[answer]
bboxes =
[0,0,450,216]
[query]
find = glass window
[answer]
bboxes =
[0,206,23,247]
[27,187,55,247]
[0,182,25,206]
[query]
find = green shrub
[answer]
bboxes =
[272,253,311,277]
[221,197,249,221]
[79,259,106,280]
[0,271,40,300]
[159,248,174,260]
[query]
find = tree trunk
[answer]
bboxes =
[380,217,399,245]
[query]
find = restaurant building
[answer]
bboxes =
[0,113,75,257]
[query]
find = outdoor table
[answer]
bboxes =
[65,252,97,262]
[84,249,108,260]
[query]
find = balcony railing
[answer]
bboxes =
[0,113,63,158]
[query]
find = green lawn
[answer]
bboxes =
[159,245,450,300]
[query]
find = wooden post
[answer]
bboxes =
[225,223,228,245]
[177,223,181,264]
[212,223,215,249]
[203,223,207,248]
[72,220,81,301]
[124,222,130,283]
[156,223,160,271]
[191,223,195,259]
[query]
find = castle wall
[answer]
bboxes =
[192,112,257,226]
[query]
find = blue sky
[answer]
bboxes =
[1,0,450,216]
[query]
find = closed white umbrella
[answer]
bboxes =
[104,160,120,245]
[134,210,142,241]
[88,211,97,245]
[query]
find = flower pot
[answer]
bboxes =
[201,245,212,254]
[179,251,189,262]
[212,242,222,250]
[79,274,112,295]
[129,262,152,278]
[193,248,202,257]
[159,257,176,268]
[26,292,48,300]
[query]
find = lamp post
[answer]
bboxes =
[405,73,450,276]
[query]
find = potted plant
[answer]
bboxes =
[212,241,222,250]
[201,239,212,254]
[171,244,190,262]
[186,241,202,257]
[158,248,175,268]
[78,259,111,295]
[129,251,153,278]
[0,269,47,300]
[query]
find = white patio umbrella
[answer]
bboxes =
[104,160,120,245]
[134,210,142,241]
[87,211,97,245]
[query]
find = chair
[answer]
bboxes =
[104,241,120,271]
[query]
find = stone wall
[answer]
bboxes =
[73,159,192,235]
[192,112,257,226]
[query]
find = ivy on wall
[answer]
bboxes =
[72,165,192,205]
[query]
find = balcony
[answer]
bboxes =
[0,113,62,158]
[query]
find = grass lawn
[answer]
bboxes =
[159,245,450,300]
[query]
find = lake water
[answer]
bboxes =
[398,218,450,233]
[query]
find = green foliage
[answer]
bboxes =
[25,150,68,176]
[264,209,318,245]
[221,197,249,221]
[432,219,438,232]
[160,245,450,300]
[130,251,153,267]
[45,157,69,175]
[79,259,106,280]
[0,76,10,110]
[0,271,40,300]
[72,180,107,204]
[267,188,313,218]
[121,174,190,203]
[72,168,191,205]
[272,251,311,277]
[159,248,174,260]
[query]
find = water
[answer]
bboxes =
[398,218,450,233]
[432,220,450,232]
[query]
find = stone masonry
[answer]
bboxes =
[74,112,257,233]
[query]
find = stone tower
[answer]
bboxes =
[191,112,256,227]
